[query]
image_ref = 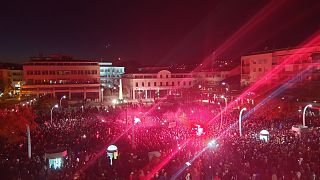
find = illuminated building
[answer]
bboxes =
[0,69,10,95]
[122,67,194,100]
[10,69,24,95]
[0,65,24,96]
[241,45,320,87]
[99,62,125,88]
[21,55,101,101]
[122,66,238,100]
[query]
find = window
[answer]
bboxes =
[142,82,144,87]
[183,81,186,86]
[166,82,169,86]
[148,82,151,87]
[154,82,156,86]
[135,82,138,87]
[166,75,169,78]
[189,81,191,85]
[160,82,163,86]
[160,75,163,78]
[258,68,262,72]
[172,82,174,86]
[178,82,180,86]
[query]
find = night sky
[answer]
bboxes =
[0,0,319,65]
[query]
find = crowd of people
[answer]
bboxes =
[0,97,320,179]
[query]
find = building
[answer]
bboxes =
[0,69,10,95]
[0,64,24,96]
[241,45,320,87]
[99,62,125,88]
[122,65,239,100]
[122,67,194,100]
[21,55,101,101]
[10,69,24,95]
[193,66,240,88]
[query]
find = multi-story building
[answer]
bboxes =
[0,64,24,96]
[193,66,240,88]
[0,69,10,95]
[99,62,125,88]
[241,45,320,88]
[21,55,101,101]
[123,66,241,100]
[122,67,194,100]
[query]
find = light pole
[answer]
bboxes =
[218,102,223,129]
[26,125,31,159]
[132,117,141,149]
[303,104,312,127]
[239,107,247,137]
[59,95,66,108]
[101,88,104,103]
[221,95,228,124]
[221,95,227,109]
[51,104,59,124]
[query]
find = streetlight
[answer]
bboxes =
[303,104,312,127]
[51,104,59,124]
[220,96,227,128]
[60,95,66,107]
[132,117,141,149]
[218,102,223,129]
[101,88,104,102]
[220,95,227,108]
[26,125,31,159]
[239,107,247,137]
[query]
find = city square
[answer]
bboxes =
[0,0,320,179]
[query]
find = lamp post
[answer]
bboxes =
[221,96,227,109]
[101,88,104,103]
[303,104,312,127]
[218,102,223,129]
[26,125,31,159]
[239,107,247,137]
[59,95,66,108]
[221,95,228,124]
[132,117,141,149]
[51,104,59,124]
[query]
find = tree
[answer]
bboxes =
[0,107,37,143]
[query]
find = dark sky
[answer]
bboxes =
[0,0,319,65]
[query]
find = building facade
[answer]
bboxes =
[122,69,194,100]
[21,55,101,101]
[241,45,320,87]
[0,68,24,96]
[10,69,24,95]
[122,66,241,100]
[99,62,125,88]
[0,69,10,95]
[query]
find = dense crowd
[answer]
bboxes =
[0,98,320,179]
